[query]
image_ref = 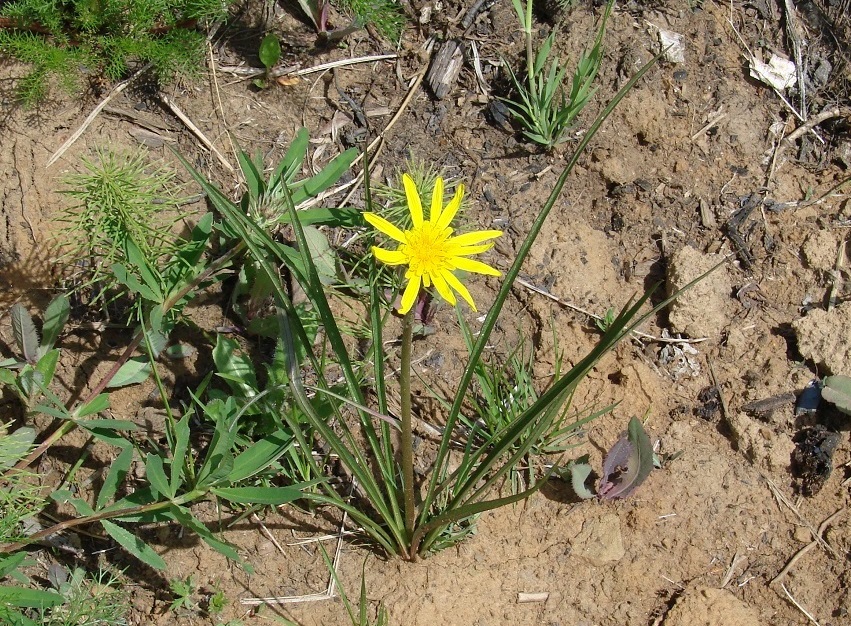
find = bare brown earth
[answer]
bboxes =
[1,0,850,624]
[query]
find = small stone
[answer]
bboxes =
[801,230,840,271]
[793,301,851,374]
[667,246,733,338]
[572,513,625,567]
[662,585,764,626]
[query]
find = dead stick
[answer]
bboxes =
[46,63,153,167]
[159,93,235,173]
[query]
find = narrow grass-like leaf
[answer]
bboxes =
[422,42,666,537]
[101,520,167,570]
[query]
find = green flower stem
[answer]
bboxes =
[400,308,416,556]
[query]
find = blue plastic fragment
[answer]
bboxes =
[795,380,822,416]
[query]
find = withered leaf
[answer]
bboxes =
[598,416,654,500]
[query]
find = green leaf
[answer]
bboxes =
[111,263,160,302]
[291,148,358,204]
[170,412,191,493]
[40,295,70,354]
[258,33,281,70]
[107,357,151,388]
[0,553,27,578]
[124,239,163,302]
[212,336,258,397]
[11,303,39,364]
[229,429,292,482]
[0,427,35,472]
[145,453,173,499]
[273,127,309,185]
[76,393,110,418]
[0,586,65,609]
[568,462,596,499]
[97,445,133,509]
[211,485,303,506]
[33,349,59,389]
[101,520,167,570]
[51,490,94,516]
[77,418,137,431]
[301,226,337,285]
[822,375,851,416]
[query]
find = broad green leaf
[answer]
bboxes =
[123,239,163,302]
[111,263,159,302]
[97,445,133,509]
[101,520,167,570]
[40,295,69,354]
[0,427,35,472]
[0,553,27,578]
[76,393,110,418]
[238,150,265,202]
[229,429,291,482]
[51,490,94,516]
[301,226,337,285]
[822,375,851,416]
[258,34,281,70]
[34,349,59,388]
[145,453,173,499]
[291,148,358,204]
[107,357,151,388]
[0,586,64,609]
[77,419,138,431]
[212,336,258,397]
[211,485,303,506]
[11,303,38,364]
[273,127,309,184]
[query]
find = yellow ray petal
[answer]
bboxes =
[399,274,422,314]
[449,230,503,247]
[446,242,494,257]
[430,177,444,222]
[435,184,464,231]
[443,270,476,311]
[453,257,501,276]
[430,269,457,306]
[364,212,407,243]
[402,174,423,228]
[373,246,408,265]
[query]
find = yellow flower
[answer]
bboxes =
[364,174,503,314]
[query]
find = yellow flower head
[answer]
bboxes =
[364,174,503,315]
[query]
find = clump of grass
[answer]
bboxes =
[0,0,230,104]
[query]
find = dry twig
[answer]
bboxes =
[46,62,153,167]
